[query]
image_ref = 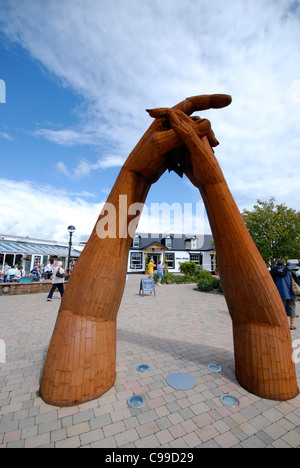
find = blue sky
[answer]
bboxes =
[0,0,300,243]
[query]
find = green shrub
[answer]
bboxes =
[196,269,213,280]
[197,278,214,291]
[179,261,198,276]
[211,277,221,289]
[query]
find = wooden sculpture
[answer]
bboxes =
[40,95,299,406]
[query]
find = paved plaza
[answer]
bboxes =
[0,275,300,448]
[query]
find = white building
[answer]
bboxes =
[127,233,215,273]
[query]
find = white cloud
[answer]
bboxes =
[0,178,104,241]
[1,0,300,212]
[33,128,96,146]
[55,154,126,179]
[0,131,12,141]
[0,178,211,242]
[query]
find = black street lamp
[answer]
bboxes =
[67,225,76,275]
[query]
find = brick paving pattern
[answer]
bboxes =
[0,274,299,448]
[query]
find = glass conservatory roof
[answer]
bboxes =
[0,241,80,257]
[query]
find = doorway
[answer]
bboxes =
[151,254,162,269]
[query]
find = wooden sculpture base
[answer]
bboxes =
[41,310,116,406]
[233,323,299,401]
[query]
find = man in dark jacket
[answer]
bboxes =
[271,258,300,330]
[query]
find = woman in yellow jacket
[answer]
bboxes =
[148,258,155,278]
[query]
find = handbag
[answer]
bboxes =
[291,273,300,295]
[56,267,65,278]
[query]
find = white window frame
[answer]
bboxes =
[165,237,173,249]
[165,252,175,269]
[132,236,141,248]
[191,237,197,249]
[130,252,143,270]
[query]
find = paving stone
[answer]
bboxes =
[0,276,299,449]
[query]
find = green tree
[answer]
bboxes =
[242,197,300,266]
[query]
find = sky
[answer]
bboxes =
[0,0,300,243]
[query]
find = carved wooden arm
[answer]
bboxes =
[164,109,298,400]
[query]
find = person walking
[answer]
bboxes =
[47,260,65,301]
[271,258,300,330]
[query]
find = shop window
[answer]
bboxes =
[189,253,202,266]
[165,253,175,269]
[130,252,143,269]
[4,254,14,267]
[34,256,42,266]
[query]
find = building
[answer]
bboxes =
[127,233,215,273]
[0,234,80,275]
[0,232,214,277]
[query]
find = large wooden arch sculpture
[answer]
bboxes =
[41,95,299,406]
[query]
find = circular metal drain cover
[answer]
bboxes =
[136,364,151,372]
[219,395,240,407]
[166,372,196,390]
[207,364,222,373]
[127,395,146,408]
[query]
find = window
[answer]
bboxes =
[132,235,141,248]
[34,256,41,266]
[165,236,173,249]
[210,254,215,272]
[130,252,143,270]
[189,253,202,266]
[191,237,197,249]
[165,253,175,269]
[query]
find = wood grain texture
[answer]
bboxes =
[40,95,298,406]
[169,111,298,401]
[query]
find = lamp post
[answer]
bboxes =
[67,225,76,275]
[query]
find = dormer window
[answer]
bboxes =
[165,236,173,249]
[191,237,197,249]
[132,235,141,248]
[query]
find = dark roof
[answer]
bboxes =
[133,233,214,251]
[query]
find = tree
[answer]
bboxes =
[242,197,300,266]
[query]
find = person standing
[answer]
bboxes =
[156,260,164,286]
[148,258,155,279]
[47,260,65,301]
[271,258,300,330]
[44,260,54,280]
